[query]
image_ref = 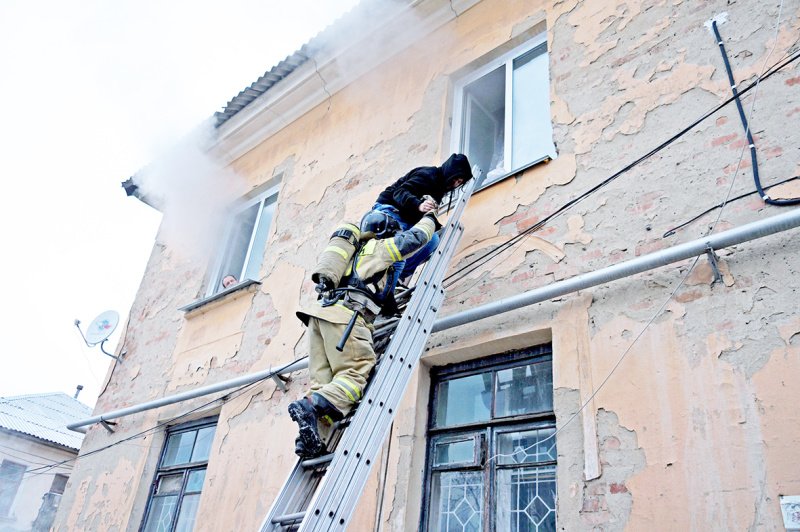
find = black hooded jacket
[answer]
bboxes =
[375,153,471,224]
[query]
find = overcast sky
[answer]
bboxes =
[0,0,360,407]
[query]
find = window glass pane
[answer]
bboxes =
[143,495,179,532]
[174,493,201,532]
[435,373,492,427]
[512,45,555,168]
[51,474,68,495]
[242,197,275,281]
[0,461,26,516]
[162,431,196,467]
[462,66,505,182]
[495,465,556,532]
[429,471,483,532]
[190,427,216,463]
[185,470,206,493]
[156,473,184,495]
[497,428,556,465]
[217,202,259,288]
[434,438,475,467]
[495,360,553,418]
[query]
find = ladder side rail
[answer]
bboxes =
[303,183,475,531]
[327,277,451,530]
[301,249,454,531]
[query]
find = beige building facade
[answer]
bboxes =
[57,0,800,530]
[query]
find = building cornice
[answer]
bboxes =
[211,0,481,162]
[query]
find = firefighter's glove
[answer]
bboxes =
[424,212,443,232]
[379,292,400,318]
[314,276,334,297]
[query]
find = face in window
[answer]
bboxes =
[221,275,238,289]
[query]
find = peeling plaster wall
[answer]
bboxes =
[56,0,800,530]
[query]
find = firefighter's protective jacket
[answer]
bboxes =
[297,214,437,327]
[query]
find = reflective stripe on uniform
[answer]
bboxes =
[332,376,362,401]
[324,245,349,260]
[384,239,402,262]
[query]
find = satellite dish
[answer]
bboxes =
[84,310,120,346]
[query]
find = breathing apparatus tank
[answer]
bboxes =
[311,222,361,288]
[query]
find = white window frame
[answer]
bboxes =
[205,184,279,297]
[451,32,555,189]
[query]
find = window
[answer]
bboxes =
[0,460,26,517]
[141,419,217,532]
[206,187,278,296]
[50,474,68,495]
[452,34,556,187]
[423,346,556,532]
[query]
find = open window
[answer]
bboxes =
[452,34,556,188]
[206,186,278,296]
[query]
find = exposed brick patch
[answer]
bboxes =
[610,482,629,494]
[711,133,738,147]
[715,116,728,126]
[785,75,800,86]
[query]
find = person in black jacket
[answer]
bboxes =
[372,153,472,287]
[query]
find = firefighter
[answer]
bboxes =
[290,209,441,458]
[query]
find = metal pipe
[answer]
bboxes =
[432,207,800,332]
[67,358,308,431]
[70,208,800,431]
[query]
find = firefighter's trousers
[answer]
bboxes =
[307,316,376,416]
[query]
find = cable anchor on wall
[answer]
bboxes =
[705,246,723,285]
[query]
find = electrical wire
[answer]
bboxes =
[486,10,789,463]
[663,176,800,237]
[443,48,800,290]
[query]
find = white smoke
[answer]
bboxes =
[135,120,246,262]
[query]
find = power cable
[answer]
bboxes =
[486,10,788,463]
[443,48,800,289]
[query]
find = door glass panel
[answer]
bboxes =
[174,493,201,532]
[429,471,484,532]
[497,428,556,465]
[496,465,556,532]
[495,360,553,418]
[435,373,492,427]
[512,44,555,168]
[185,470,206,493]
[162,431,196,467]
[190,427,216,463]
[434,438,476,467]
[142,495,178,532]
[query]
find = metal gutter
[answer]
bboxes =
[67,358,308,432]
[69,207,800,432]
[433,207,800,332]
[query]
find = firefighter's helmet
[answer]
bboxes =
[359,210,402,240]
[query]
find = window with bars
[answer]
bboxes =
[206,186,278,296]
[140,419,217,532]
[452,34,556,188]
[422,345,556,532]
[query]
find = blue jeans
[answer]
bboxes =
[371,203,440,289]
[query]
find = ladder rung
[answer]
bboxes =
[272,511,306,525]
[301,453,333,468]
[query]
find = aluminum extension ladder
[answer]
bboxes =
[260,173,478,532]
